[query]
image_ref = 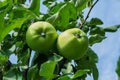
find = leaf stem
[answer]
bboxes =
[80,0,99,28]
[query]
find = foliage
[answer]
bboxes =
[0,0,120,80]
[116,57,120,80]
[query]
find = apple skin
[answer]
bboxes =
[57,28,89,60]
[26,21,58,53]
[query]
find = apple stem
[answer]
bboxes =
[41,32,46,37]
[74,33,81,38]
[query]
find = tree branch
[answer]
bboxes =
[80,0,99,28]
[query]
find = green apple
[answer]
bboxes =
[26,21,58,53]
[57,28,89,60]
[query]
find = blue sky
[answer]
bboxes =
[9,0,120,80]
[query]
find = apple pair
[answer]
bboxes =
[26,21,89,60]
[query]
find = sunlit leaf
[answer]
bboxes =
[47,2,77,31]
[75,0,88,12]
[46,12,59,25]
[12,4,39,19]
[29,0,40,16]
[39,60,57,80]
[49,53,63,62]
[50,2,64,13]
[72,69,90,79]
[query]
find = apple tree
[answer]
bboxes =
[0,0,120,80]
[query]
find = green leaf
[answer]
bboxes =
[87,48,98,63]
[0,49,13,57]
[18,49,30,65]
[89,34,106,46]
[39,60,57,80]
[72,69,89,79]
[76,48,98,69]
[75,48,99,79]
[48,4,70,30]
[12,4,28,19]
[0,0,13,28]
[29,0,40,16]
[103,25,120,32]
[46,12,59,25]
[1,34,13,50]
[75,0,88,12]
[3,68,22,80]
[0,54,8,65]
[58,75,72,80]
[12,4,39,19]
[89,18,103,25]
[65,2,77,20]
[13,0,26,4]
[116,57,120,80]
[47,2,77,31]
[0,11,5,28]
[0,0,8,10]
[50,2,65,13]
[81,25,89,33]
[90,27,105,36]
[0,0,12,11]
[58,2,77,28]
[0,1,35,43]
[27,65,39,80]
[92,64,99,80]
[0,17,29,43]
[49,53,63,62]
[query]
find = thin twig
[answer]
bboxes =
[80,0,99,28]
